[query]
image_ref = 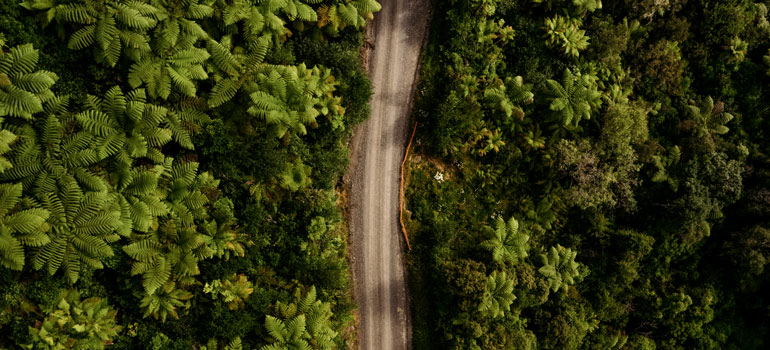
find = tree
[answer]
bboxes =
[201,197,248,260]
[482,76,534,122]
[545,69,602,127]
[650,145,681,191]
[75,87,208,166]
[478,270,516,319]
[0,120,14,173]
[32,179,122,283]
[21,0,159,67]
[0,96,107,188]
[244,64,342,138]
[203,274,255,310]
[317,0,382,36]
[726,36,748,64]
[0,183,50,270]
[280,160,312,191]
[122,161,218,295]
[538,244,583,293]
[138,281,192,322]
[128,45,210,99]
[150,0,213,50]
[683,96,733,143]
[0,39,58,119]
[261,315,311,350]
[262,286,337,350]
[544,15,590,57]
[533,0,602,16]
[26,289,121,350]
[205,35,270,108]
[480,216,530,265]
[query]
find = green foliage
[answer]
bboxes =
[0,119,15,173]
[544,15,589,57]
[650,145,681,190]
[408,0,770,348]
[533,0,602,16]
[20,0,159,67]
[538,245,583,293]
[128,46,210,100]
[1,0,371,347]
[0,40,57,119]
[545,68,602,127]
[684,96,734,144]
[483,75,534,122]
[122,160,219,295]
[727,36,748,64]
[25,289,120,350]
[480,216,530,265]
[263,286,337,350]
[317,0,382,36]
[138,281,192,322]
[280,159,312,191]
[477,270,516,319]
[203,274,255,310]
[34,188,120,283]
[245,64,341,138]
[0,182,49,270]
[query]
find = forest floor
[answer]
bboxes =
[346,0,430,349]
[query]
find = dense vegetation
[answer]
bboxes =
[0,0,380,348]
[407,0,770,349]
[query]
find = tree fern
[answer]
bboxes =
[478,270,516,319]
[545,68,602,128]
[76,87,206,172]
[0,119,17,173]
[0,182,50,270]
[686,96,733,139]
[206,35,269,107]
[122,160,223,294]
[21,0,159,66]
[137,281,192,322]
[262,315,311,350]
[203,273,255,310]
[480,216,530,265]
[538,244,584,293]
[201,197,248,260]
[26,289,121,350]
[0,41,58,119]
[150,0,213,52]
[266,285,337,350]
[544,14,589,57]
[0,101,111,202]
[244,64,339,138]
[128,42,210,99]
[317,0,380,35]
[32,178,122,283]
[650,145,680,191]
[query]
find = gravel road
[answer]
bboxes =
[347,0,430,349]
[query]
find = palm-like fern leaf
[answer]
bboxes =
[32,181,121,282]
[0,43,58,119]
[0,182,50,270]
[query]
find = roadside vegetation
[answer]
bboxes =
[407,0,770,349]
[0,0,380,348]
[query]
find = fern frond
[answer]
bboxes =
[75,110,119,136]
[208,78,239,107]
[68,25,96,50]
[207,39,241,76]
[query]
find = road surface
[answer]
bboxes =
[347,0,429,349]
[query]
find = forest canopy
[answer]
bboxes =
[0,0,380,348]
[406,0,770,349]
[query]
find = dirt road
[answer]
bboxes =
[347,0,429,349]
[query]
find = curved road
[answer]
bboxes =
[347,0,429,349]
